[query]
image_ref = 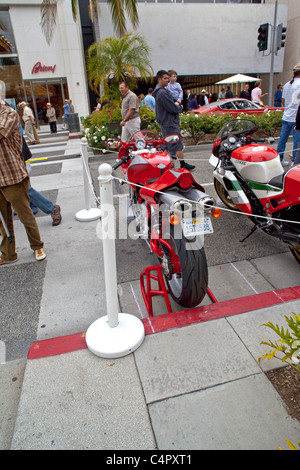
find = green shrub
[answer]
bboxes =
[82,105,284,150]
[258,312,300,372]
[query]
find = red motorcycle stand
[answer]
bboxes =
[140,265,172,317]
[140,265,218,317]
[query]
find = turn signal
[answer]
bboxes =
[170,214,181,225]
[211,208,222,218]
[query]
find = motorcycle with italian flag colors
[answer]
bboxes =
[209,119,300,263]
[107,130,220,308]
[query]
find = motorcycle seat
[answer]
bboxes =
[268,168,289,189]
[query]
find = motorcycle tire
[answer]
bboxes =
[214,178,240,212]
[162,229,208,308]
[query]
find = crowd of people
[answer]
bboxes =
[18,98,75,144]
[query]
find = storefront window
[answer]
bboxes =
[0,8,22,110]
[0,10,17,53]
[0,8,69,126]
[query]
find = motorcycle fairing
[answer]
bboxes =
[139,168,205,205]
[249,165,300,213]
[210,154,252,214]
[125,151,173,190]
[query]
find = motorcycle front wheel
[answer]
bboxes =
[161,229,208,308]
[214,178,240,212]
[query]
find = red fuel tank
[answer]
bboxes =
[231,144,278,162]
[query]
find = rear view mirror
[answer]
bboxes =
[163,134,180,144]
[106,138,121,150]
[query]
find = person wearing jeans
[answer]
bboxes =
[277,119,300,163]
[28,186,62,225]
[276,63,300,167]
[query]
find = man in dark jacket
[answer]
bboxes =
[153,70,195,171]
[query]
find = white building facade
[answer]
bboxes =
[0,0,90,124]
[96,0,289,100]
[0,0,295,119]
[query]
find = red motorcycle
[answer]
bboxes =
[107,130,220,308]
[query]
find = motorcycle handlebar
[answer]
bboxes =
[113,155,129,170]
[249,136,275,144]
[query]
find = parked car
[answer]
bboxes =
[190,98,283,117]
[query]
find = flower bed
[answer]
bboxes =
[82,105,283,151]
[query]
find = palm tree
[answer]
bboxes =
[86,32,153,99]
[40,0,139,45]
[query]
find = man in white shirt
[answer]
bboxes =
[20,102,39,145]
[276,63,300,166]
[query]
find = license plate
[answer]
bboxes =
[182,217,213,237]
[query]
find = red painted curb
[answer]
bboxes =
[27,286,300,360]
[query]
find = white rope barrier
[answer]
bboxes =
[83,140,300,226]
[111,175,300,226]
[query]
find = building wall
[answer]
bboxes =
[96,2,288,76]
[2,0,90,118]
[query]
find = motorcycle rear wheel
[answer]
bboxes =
[214,178,240,212]
[161,230,208,308]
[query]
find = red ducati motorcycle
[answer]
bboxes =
[209,119,300,263]
[107,130,219,308]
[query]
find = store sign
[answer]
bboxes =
[32,62,56,74]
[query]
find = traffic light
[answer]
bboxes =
[276,23,287,50]
[257,23,269,52]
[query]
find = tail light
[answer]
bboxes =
[178,174,193,190]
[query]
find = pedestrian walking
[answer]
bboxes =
[62,99,69,129]
[46,103,57,133]
[19,101,40,144]
[22,136,62,225]
[0,100,46,264]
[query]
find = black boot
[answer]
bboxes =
[180,160,195,171]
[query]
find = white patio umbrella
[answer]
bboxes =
[215,74,259,84]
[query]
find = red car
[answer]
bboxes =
[191,98,283,116]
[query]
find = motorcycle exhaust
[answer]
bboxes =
[159,189,215,214]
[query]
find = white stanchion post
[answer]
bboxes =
[85,163,145,358]
[76,137,101,222]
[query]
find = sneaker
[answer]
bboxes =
[281,160,289,167]
[34,248,46,261]
[51,204,62,226]
[0,256,18,266]
[181,161,195,171]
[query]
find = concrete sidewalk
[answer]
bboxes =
[1,141,300,450]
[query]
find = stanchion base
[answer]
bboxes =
[86,313,145,359]
[75,208,101,222]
